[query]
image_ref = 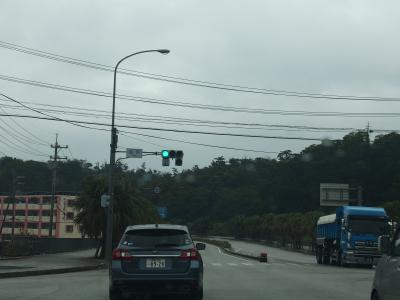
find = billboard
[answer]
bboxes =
[320,183,349,206]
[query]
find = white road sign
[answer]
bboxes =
[320,183,349,206]
[126,148,143,158]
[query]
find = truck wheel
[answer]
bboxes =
[323,248,331,265]
[371,290,380,300]
[338,252,348,267]
[189,287,203,300]
[109,288,121,300]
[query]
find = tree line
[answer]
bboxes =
[1,131,400,250]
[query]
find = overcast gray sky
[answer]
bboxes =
[0,0,400,171]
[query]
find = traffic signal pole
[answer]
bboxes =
[105,49,170,264]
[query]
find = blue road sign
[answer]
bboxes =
[156,206,168,219]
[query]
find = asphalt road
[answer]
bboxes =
[0,241,374,300]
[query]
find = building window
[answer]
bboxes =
[41,223,56,230]
[28,210,39,217]
[28,197,40,205]
[2,222,12,228]
[15,210,25,216]
[42,197,52,205]
[41,210,56,216]
[16,198,25,204]
[4,198,13,204]
[27,223,38,229]
[66,212,74,220]
[65,225,74,233]
[67,199,76,207]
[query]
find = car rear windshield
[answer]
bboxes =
[121,229,193,248]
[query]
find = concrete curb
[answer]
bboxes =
[229,238,314,256]
[0,263,106,279]
[0,256,27,261]
[222,247,262,261]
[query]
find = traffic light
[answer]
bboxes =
[176,150,184,166]
[161,150,170,159]
[160,150,184,166]
[162,158,170,166]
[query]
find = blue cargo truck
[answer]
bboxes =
[315,206,389,267]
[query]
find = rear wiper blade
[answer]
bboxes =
[154,243,180,247]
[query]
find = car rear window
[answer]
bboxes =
[121,229,193,247]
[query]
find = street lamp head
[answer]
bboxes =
[158,49,170,54]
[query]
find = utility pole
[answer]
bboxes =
[10,173,24,238]
[49,134,67,237]
[10,171,16,237]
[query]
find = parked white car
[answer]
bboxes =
[371,228,400,300]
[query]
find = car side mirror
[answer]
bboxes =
[195,242,206,251]
[379,235,391,254]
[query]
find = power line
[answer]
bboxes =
[0,94,289,154]
[0,129,48,157]
[0,122,48,156]
[67,147,75,160]
[1,40,400,102]
[0,92,108,132]
[0,111,324,141]
[0,97,360,131]
[2,75,400,118]
[0,107,48,147]
[120,132,277,154]
[0,102,363,133]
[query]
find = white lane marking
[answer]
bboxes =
[211,263,222,266]
[235,248,242,253]
[241,262,254,266]
[211,245,252,262]
[227,263,239,266]
[286,262,302,267]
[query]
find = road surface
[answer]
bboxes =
[0,241,374,299]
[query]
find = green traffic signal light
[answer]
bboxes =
[161,150,169,158]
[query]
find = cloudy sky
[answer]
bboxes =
[0,0,400,171]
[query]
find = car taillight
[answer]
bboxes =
[180,248,199,260]
[112,248,134,260]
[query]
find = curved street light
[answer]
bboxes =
[106,49,170,262]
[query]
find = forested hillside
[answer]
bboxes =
[1,131,400,237]
[145,131,400,223]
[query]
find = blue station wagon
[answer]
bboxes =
[110,224,206,299]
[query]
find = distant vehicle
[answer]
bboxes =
[109,224,206,300]
[259,252,268,263]
[315,206,389,267]
[371,227,400,300]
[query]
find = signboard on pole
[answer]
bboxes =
[320,183,349,206]
[156,207,168,219]
[101,194,110,208]
[126,148,143,158]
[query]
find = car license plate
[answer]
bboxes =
[146,258,166,269]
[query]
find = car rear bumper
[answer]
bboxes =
[111,261,202,295]
[111,278,200,295]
